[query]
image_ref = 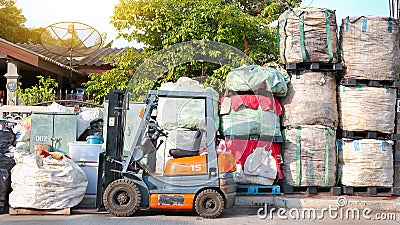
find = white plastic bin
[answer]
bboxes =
[77,162,99,195]
[68,141,103,162]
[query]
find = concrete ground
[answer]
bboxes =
[0,206,399,225]
[1,195,400,225]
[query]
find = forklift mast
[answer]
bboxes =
[96,90,126,208]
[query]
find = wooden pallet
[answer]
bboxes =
[236,185,281,195]
[342,186,395,196]
[340,78,400,88]
[284,62,343,71]
[282,186,341,195]
[340,131,400,140]
[9,207,70,215]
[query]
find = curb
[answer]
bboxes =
[235,195,400,212]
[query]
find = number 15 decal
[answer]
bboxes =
[191,164,202,172]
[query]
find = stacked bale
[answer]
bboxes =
[283,125,337,187]
[279,7,340,188]
[338,16,400,187]
[341,16,400,80]
[339,139,393,187]
[282,71,338,129]
[221,65,289,185]
[338,86,396,134]
[281,71,338,187]
[279,7,339,64]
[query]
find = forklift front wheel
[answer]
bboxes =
[103,179,142,217]
[194,189,224,219]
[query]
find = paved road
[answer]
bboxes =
[1,207,399,225]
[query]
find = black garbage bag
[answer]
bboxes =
[0,155,15,171]
[78,118,103,141]
[88,118,103,137]
[0,155,15,214]
[0,169,10,214]
[0,130,15,154]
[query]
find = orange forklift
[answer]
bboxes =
[96,90,236,218]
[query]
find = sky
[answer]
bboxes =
[14,0,391,48]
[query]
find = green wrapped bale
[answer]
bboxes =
[225,65,289,97]
[220,106,281,137]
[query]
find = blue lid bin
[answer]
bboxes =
[86,136,104,144]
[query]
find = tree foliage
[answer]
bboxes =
[84,0,301,102]
[0,0,40,43]
[83,48,153,103]
[16,76,58,105]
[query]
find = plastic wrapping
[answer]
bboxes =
[339,139,393,187]
[9,155,87,209]
[225,65,289,97]
[234,147,277,185]
[220,106,281,137]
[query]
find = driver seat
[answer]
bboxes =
[169,129,205,158]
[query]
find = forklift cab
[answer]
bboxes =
[97,90,236,218]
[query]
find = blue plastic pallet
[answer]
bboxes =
[236,185,280,195]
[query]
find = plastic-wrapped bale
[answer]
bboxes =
[282,125,337,187]
[340,16,400,80]
[281,71,338,129]
[338,85,396,133]
[157,77,219,130]
[225,65,290,97]
[220,96,282,137]
[278,7,339,64]
[224,140,283,184]
[234,147,277,185]
[339,139,393,187]
[9,155,88,209]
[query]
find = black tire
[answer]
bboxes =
[194,189,224,219]
[103,179,141,217]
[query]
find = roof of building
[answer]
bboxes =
[0,37,82,74]
[17,43,129,67]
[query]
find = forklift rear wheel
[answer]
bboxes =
[194,189,224,219]
[103,179,141,217]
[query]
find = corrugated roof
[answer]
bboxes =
[17,43,129,68]
[0,37,82,74]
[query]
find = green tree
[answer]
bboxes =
[83,48,152,103]
[16,76,59,105]
[0,0,40,43]
[111,0,300,60]
[84,0,301,102]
